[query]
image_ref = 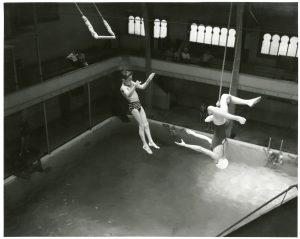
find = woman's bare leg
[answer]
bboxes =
[208,93,261,125]
[227,94,261,107]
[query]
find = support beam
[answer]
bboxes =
[33,4,44,83]
[142,3,153,115]
[227,3,245,138]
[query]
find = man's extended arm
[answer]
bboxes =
[185,129,212,144]
[175,139,219,163]
[136,73,155,90]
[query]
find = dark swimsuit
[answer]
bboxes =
[128,101,142,112]
[211,120,230,150]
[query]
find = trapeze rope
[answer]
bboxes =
[218,2,233,102]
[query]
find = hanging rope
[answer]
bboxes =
[74,3,116,39]
[93,3,104,21]
[218,2,233,102]
[74,3,83,16]
[228,48,236,95]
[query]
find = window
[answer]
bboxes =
[212,27,220,45]
[154,19,167,38]
[261,33,298,57]
[128,16,145,36]
[189,23,197,42]
[287,37,298,57]
[189,23,235,48]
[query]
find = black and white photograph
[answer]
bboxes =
[3,1,298,237]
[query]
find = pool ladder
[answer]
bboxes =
[217,184,298,237]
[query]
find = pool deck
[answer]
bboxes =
[4,117,298,236]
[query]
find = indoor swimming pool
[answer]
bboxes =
[4,117,298,236]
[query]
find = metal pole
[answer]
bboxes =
[33,4,50,154]
[279,139,283,153]
[87,83,92,129]
[142,3,153,116]
[11,47,19,90]
[227,3,245,138]
[43,103,50,154]
[33,4,44,83]
[267,137,271,151]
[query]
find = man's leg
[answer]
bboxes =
[131,109,153,154]
[139,107,159,149]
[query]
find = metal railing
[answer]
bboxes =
[217,184,298,237]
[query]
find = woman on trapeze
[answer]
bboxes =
[175,94,261,169]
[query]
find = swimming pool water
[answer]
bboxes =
[4,117,297,236]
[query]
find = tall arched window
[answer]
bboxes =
[287,37,298,57]
[134,17,141,35]
[196,25,205,43]
[128,16,145,36]
[160,19,167,38]
[140,18,145,36]
[212,27,220,45]
[190,23,197,42]
[261,33,271,54]
[128,16,135,34]
[269,34,280,55]
[154,19,160,38]
[204,26,213,44]
[261,34,298,57]
[189,23,235,48]
[278,35,289,56]
[153,19,167,38]
[227,29,236,47]
[219,28,228,46]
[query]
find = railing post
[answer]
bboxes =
[11,47,19,90]
[87,83,92,129]
[43,103,50,154]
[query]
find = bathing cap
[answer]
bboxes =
[216,158,228,169]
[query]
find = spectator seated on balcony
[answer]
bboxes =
[174,48,181,62]
[181,47,191,63]
[164,47,175,61]
[66,50,89,68]
[200,50,214,67]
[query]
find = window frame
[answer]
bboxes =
[188,22,236,48]
[258,31,298,58]
[128,15,145,37]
